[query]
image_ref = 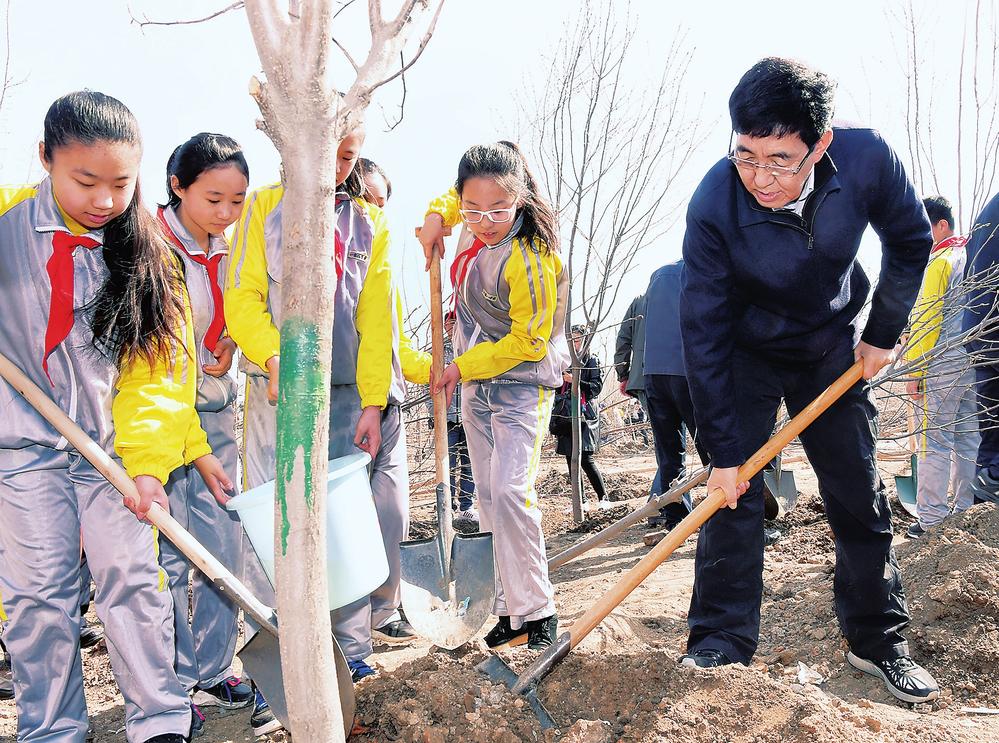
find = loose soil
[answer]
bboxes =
[2,452,998,743]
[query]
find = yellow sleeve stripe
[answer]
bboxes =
[0,185,38,220]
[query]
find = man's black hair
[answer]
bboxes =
[729,57,837,147]
[923,195,955,229]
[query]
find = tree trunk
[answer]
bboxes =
[272,138,344,741]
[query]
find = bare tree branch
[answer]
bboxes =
[129,1,245,28]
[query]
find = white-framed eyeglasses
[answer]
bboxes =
[459,204,518,224]
[727,132,815,181]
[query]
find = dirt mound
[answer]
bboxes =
[898,504,999,704]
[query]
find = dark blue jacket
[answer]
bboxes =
[644,261,686,376]
[681,126,931,468]
[963,192,999,360]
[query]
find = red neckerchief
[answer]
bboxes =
[448,237,487,311]
[43,232,101,385]
[158,207,227,354]
[931,234,968,255]
[334,194,352,282]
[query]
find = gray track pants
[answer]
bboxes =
[0,446,190,742]
[161,405,243,691]
[462,381,556,629]
[241,378,410,661]
[916,367,980,527]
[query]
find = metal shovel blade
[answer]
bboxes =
[763,458,799,519]
[238,627,356,738]
[400,530,495,649]
[894,453,919,517]
[476,655,557,730]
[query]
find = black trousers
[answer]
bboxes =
[687,342,910,664]
[564,452,606,501]
[644,374,708,523]
[975,364,999,489]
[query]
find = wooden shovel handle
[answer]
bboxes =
[0,350,279,634]
[567,359,864,646]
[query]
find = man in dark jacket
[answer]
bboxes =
[962,192,999,504]
[679,57,938,704]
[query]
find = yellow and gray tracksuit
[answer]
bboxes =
[226,184,429,660]
[903,238,980,527]
[159,205,243,694]
[427,189,570,629]
[0,179,200,741]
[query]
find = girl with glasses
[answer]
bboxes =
[419,140,569,650]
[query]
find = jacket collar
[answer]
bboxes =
[736,151,841,227]
[161,204,229,260]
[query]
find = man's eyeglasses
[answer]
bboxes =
[727,137,816,181]
[459,205,517,224]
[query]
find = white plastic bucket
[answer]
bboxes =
[226,451,389,611]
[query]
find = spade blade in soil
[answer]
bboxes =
[400,531,495,649]
[475,655,558,730]
[763,456,799,519]
[238,626,356,737]
[894,454,919,518]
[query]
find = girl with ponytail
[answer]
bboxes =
[0,91,227,742]
[419,140,569,650]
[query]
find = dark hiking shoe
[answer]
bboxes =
[763,526,782,546]
[905,522,927,539]
[846,651,940,704]
[193,676,253,710]
[372,619,417,645]
[485,616,525,648]
[525,615,559,650]
[250,687,284,736]
[972,470,999,504]
[0,651,12,701]
[188,703,205,739]
[679,649,734,668]
[142,736,186,743]
[79,616,104,649]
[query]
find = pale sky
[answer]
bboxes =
[0,0,989,355]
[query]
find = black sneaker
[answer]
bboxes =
[193,676,253,710]
[79,617,104,649]
[905,522,927,540]
[846,651,939,704]
[763,526,782,546]
[679,649,733,668]
[972,470,999,504]
[188,703,205,739]
[485,616,526,648]
[525,615,558,650]
[250,686,285,736]
[372,619,417,645]
[0,651,12,701]
[142,736,186,743]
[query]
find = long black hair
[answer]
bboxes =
[455,141,559,252]
[165,132,249,208]
[43,91,185,367]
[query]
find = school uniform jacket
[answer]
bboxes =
[160,205,238,412]
[903,236,969,379]
[427,188,569,389]
[225,183,428,409]
[0,178,210,483]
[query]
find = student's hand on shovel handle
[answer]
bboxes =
[432,362,462,406]
[194,454,234,507]
[854,340,895,381]
[707,465,750,510]
[419,213,448,271]
[127,475,171,521]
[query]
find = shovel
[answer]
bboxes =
[0,351,355,737]
[479,359,865,727]
[894,402,920,517]
[399,232,495,649]
[762,453,799,519]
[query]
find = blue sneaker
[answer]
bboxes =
[193,676,253,710]
[189,702,205,738]
[348,658,376,682]
[250,687,284,737]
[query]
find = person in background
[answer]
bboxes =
[615,293,654,451]
[553,325,609,509]
[902,195,979,538]
[358,157,392,208]
[962,191,999,505]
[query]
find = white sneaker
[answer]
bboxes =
[597,500,615,510]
